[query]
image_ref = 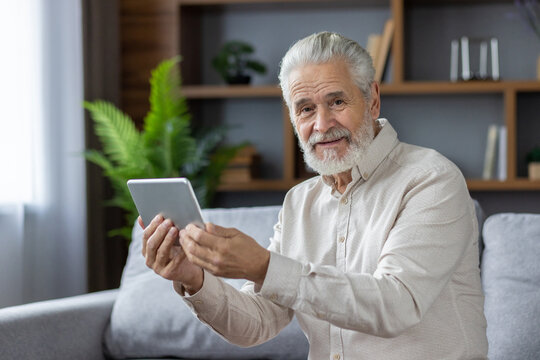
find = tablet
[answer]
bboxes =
[127,178,205,232]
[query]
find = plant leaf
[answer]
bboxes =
[246,60,267,74]
[142,57,196,177]
[199,144,245,206]
[143,56,190,145]
[183,126,230,175]
[84,101,146,170]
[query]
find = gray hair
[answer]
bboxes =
[278,32,375,109]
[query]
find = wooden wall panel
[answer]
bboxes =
[120,0,180,123]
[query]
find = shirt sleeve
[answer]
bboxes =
[257,166,477,338]
[180,210,294,347]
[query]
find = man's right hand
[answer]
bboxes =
[140,215,204,295]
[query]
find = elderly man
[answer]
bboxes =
[141,32,488,359]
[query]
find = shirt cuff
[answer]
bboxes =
[258,251,303,308]
[181,269,225,318]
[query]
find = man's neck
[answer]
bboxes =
[331,169,353,194]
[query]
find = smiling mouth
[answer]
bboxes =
[316,137,345,146]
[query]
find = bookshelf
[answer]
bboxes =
[119,0,540,193]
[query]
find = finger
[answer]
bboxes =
[206,223,236,238]
[180,230,216,269]
[185,223,224,249]
[145,219,173,267]
[142,214,163,256]
[155,226,178,268]
[163,248,187,274]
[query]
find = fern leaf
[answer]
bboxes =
[198,144,244,206]
[84,101,146,169]
[84,149,114,173]
[143,57,190,145]
[108,226,135,241]
[169,116,197,171]
[183,126,229,175]
[142,57,196,177]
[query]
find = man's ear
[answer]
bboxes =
[369,82,381,120]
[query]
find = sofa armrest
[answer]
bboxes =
[0,289,118,360]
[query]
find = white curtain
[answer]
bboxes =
[0,0,86,307]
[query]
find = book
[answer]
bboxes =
[226,145,259,166]
[366,34,381,68]
[374,19,394,83]
[497,125,507,181]
[221,167,254,183]
[482,124,499,180]
[221,145,260,183]
[450,40,459,82]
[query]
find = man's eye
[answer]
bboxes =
[301,106,313,113]
[334,99,344,106]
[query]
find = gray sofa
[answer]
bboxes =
[1,205,539,360]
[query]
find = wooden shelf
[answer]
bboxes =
[217,179,303,191]
[382,81,540,95]
[182,81,540,99]
[467,178,540,191]
[182,85,281,98]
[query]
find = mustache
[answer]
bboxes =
[307,126,352,147]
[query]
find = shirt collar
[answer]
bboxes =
[321,118,399,189]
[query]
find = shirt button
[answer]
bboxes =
[269,293,278,301]
[193,300,203,306]
[341,197,348,205]
[333,354,341,360]
[338,236,345,243]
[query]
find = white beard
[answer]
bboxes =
[299,113,375,176]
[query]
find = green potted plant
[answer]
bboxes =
[526,146,540,180]
[85,56,242,240]
[212,40,267,84]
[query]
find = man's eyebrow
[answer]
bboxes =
[293,98,311,110]
[324,91,346,99]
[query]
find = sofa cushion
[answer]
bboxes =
[104,206,309,360]
[481,213,540,360]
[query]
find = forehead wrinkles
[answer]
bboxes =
[289,77,345,103]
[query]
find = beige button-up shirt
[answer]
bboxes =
[183,119,488,359]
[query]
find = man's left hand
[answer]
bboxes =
[180,223,270,287]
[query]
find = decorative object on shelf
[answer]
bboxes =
[482,124,499,180]
[450,36,499,82]
[497,126,508,181]
[212,40,267,85]
[526,146,540,180]
[366,34,381,65]
[221,145,261,183]
[481,124,508,181]
[515,0,540,79]
[366,19,394,83]
[84,57,241,240]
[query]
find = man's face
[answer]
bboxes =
[288,60,380,175]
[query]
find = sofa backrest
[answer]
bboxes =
[202,206,282,245]
[481,213,540,360]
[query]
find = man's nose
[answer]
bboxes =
[313,107,335,133]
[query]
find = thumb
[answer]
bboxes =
[206,223,236,237]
